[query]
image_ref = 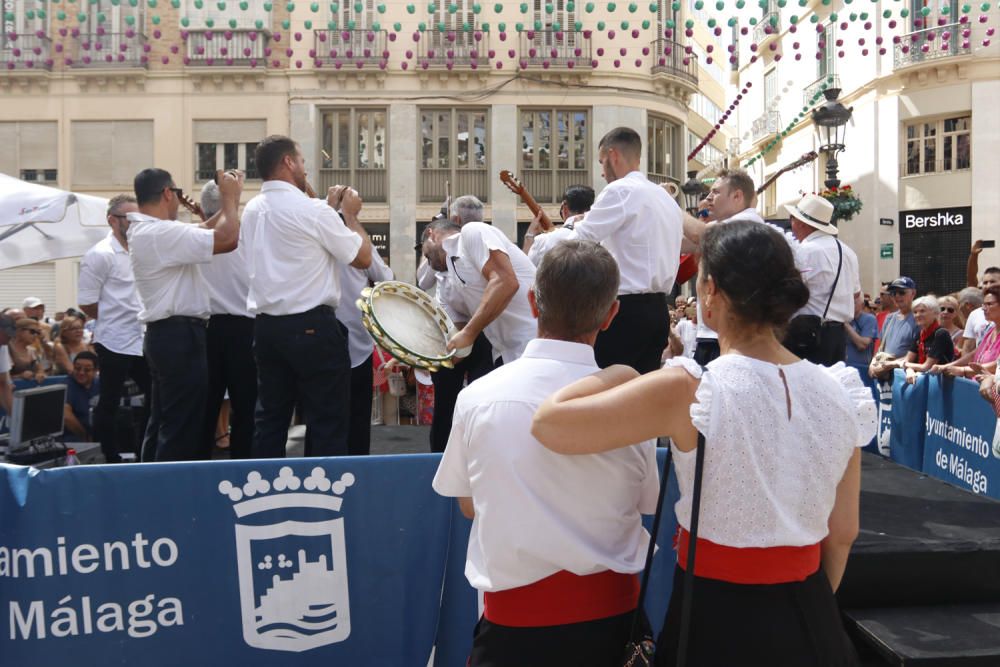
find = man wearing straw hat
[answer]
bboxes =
[782,193,862,366]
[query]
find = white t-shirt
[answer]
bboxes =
[964,307,989,344]
[676,318,697,359]
[336,253,394,368]
[126,213,215,323]
[668,355,877,548]
[568,171,683,295]
[526,215,582,267]
[242,181,363,316]
[201,235,253,318]
[432,338,659,592]
[441,222,537,362]
[794,231,861,324]
[77,233,144,356]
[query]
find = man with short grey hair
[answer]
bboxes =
[199,180,257,459]
[451,194,485,226]
[433,239,656,663]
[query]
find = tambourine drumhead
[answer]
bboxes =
[359,281,459,371]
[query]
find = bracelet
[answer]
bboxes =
[524,233,535,239]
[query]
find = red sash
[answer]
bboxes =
[677,528,821,584]
[483,569,639,627]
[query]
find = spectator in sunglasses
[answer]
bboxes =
[938,295,964,351]
[8,319,46,383]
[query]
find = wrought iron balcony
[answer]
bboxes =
[894,24,970,69]
[68,32,148,68]
[803,73,839,108]
[518,30,592,69]
[0,34,53,70]
[751,110,782,143]
[753,13,781,47]
[650,39,698,85]
[313,29,388,66]
[416,29,490,70]
[184,29,270,66]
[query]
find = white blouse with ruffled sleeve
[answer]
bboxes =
[666,355,877,548]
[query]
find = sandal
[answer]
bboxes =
[215,433,230,449]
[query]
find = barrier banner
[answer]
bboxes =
[0,456,451,666]
[922,375,1000,500]
[888,370,928,471]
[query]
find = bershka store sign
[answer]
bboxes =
[900,206,971,233]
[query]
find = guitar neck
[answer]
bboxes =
[517,189,543,218]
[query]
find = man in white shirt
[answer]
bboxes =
[522,185,595,266]
[78,193,151,464]
[693,169,766,365]
[423,219,537,365]
[433,240,657,663]
[198,181,257,460]
[0,315,14,415]
[962,268,1000,355]
[336,250,393,455]
[127,168,243,461]
[241,135,374,458]
[565,127,683,373]
[783,193,862,366]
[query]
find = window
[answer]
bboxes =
[0,122,58,184]
[904,115,970,175]
[184,0,267,28]
[71,120,153,186]
[691,94,724,126]
[519,109,589,203]
[764,68,777,113]
[420,108,488,203]
[532,0,577,35]
[687,131,724,166]
[817,24,836,79]
[321,109,387,203]
[647,115,679,184]
[193,119,266,181]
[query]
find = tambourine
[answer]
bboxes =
[357,281,465,372]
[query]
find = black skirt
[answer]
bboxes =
[656,566,858,667]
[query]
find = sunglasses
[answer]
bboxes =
[941,307,956,313]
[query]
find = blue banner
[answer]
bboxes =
[0,375,70,435]
[0,450,682,667]
[888,370,929,471]
[922,375,1000,500]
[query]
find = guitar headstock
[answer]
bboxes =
[499,170,525,197]
[175,190,206,221]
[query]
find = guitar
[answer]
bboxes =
[499,170,554,231]
[175,190,207,221]
[755,151,819,195]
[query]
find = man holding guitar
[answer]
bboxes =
[521,185,595,267]
[126,167,244,461]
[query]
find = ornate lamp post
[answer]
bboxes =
[811,88,853,189]
[681,170,708,215]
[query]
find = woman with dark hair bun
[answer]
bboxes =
[533,221,876,666]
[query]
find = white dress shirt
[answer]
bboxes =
[676,318,697,359]
[241,181,363,316]
[441,222,537,362]
[433,338,659,592]
[201,236,253,318]
[526,215,582,267]
[126,213,215,323]
[695,208,767,340]
[568,171,682,295]
[964,307,989,344]
[795,231,861,324]
[77,232,144,356]
[336,252,394,368]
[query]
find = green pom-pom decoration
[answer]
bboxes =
[735,0,745,8]
[152,13,161,23]
[649,2,658,11]
[882,9,891,17]
[607,1,616,9]
[727,16,737,25]
[707,17,716,26]
[849,12,856,20]
[716,0,724,7]
[859,11,868,19]
[939,3,950,12]
[552,21,562,30]
[586,1,595,10]
[148,0,157,7]
[481,22,490,30]
[574,20,583,29]
[498,21,507,30]
[621,19,629,27]
[417,20,426,30]
[672,1,680,9]
[354,1,362,10]
[545,2,553,11]
[534,18,543,29]
[628,1,637,10]
[281,18,290,28]
[57,10,67,20]
[437,20,446,30]
[694,0,703,7]
[520,1,528,11]
[256,18,265,28]
[125,14,136,24]
[666,18,675,27]
[900,8,909,17]
[829,12,837,20]
[685,17,694,27]
[309,1,317,8]
[448,2,458,12]
[394,21,402,30]
[217,0,226,9]
[641,18,649,27]
[406,3,415,12]
[286,2,295,11]
[809,14,819,22]
[180,16,189,26]
[304,19,313,28]
[919,5,930,14]
[97,12,107,22]
[749,16,757,24]
[789,14,797,23]
[471,2,481,12]
[980,1,989,9]
[515,21,524,30]
[567,0,576,9]
[263,1,272,9]
[597,19,605,28]
[494,2,503,10]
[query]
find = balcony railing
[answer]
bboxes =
[69,32,148,68]
[751,110,782,143]
[317,168,387,203]
[894,24,970,69]
[650,39,698,85]
[313,29,388,65]
[0,35,53,70]
[518,30,592,69]
[416,30,490,69]
[420,168,488,202]
[803,73,839,108]
[519,169,591,203]
[753,14,781,46]
[185,29,270,66]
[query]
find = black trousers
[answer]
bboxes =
[253,305,350,458]
[693,338,721,367]
[469,610,639,667]
[93,343,150,463]
[143,317,208,462]
[429,332,493,453]
[656,566,857,667]
[202,314,257,460]
[595,292,670,374]
[346,355,373,456]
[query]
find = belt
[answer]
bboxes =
[257,304,335,319]
[483,569,639,627]
[150,315,208,327]
[676,528,820,584]
[821,320,846,328]
[617,292,668,303]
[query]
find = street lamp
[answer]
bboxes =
[681,170,707,214]
[811,87,853,189]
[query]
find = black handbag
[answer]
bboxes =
[620,426,708,667]
[784,240,843,359]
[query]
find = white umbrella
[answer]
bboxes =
[0,173,109,270]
